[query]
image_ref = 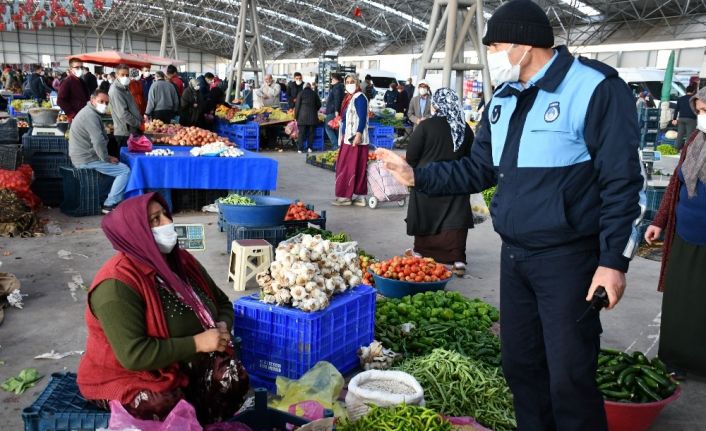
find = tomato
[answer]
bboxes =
[403,268,411,276]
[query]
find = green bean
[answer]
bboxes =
[336,404,452,431]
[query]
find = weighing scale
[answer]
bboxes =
[640,149,661,180]
[32,124,65,136]
[175,224,206,251]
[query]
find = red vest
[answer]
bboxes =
[77,252,188,403]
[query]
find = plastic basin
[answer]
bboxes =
[218,195,291,227]
[604,387,681,431]
[370,271,449,298]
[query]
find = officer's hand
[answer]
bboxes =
[587,266,626,310]
[376,149,414,186]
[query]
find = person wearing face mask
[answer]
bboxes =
[77,193,249,425]
[253,74,281,109]
[286,72,305,110]
[128,71,147,116]
[69,89,131,214]
[332,74,370,206]
[29,65,52,103]
[294,82,322,153]
[376,1,644,429]
[140,67,154,101]
[408,81,433,129]
[645,86,706,379]
[324,73,345,149]
[146,71,180,124]
[383,82,398,109]
[57,58,91,121]
[81,66,98,94]
[109,64,143,149]
[180,78,204,127]
[394,83,410,115]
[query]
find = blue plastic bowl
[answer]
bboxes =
[218,195,292,227]
[370,271,449,299]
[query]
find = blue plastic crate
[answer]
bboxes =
[311,136,325,151]
[226,223,286,253]
[27,153,72,179]
[645,185,666,220]
[314,126,325,138]
[233,284,376,382]
[234,123,260,139]
[238,136,260,151]
[22,372,110,431]
[22,133,69,158]
[0,144,22,170]
[370,124,395,136]
[371,136,394,149]
[59,167,112,216]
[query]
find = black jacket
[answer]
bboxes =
[29,73,52,101]
[326,82,344,115]
[404,84,415,100]
[406,117,474,236]
[98,80,111,93]
[180,87,204,127]
[395,90,410,114]
[82,72,98,94]
[295,87,321,126]
[286,81,304,109]
[384,90,397,109]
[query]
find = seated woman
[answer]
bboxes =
[77,193,248,425]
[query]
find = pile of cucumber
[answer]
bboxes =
[597,348,678,403]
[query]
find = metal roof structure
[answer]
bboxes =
[78,0,706,59]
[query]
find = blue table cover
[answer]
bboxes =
[120,146,278,197]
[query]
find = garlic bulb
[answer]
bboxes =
[290,285,308,301]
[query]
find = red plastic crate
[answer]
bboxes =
[233,285,375,382]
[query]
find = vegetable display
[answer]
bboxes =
[376,291,499,330]
[144,119,182,135]
[656,144,679,156]
[315,150,339,166]
[285,202,320,221]
[396,349,516,431]
[358,250,375,286]
[376,321,501,368]
[597,348,678,403]
[219,194,256,206]
[369,256,452,283]
[375,117,404,128]
[154,126,233,147]
[189,141,243,157]
[256,234,363,312]
[337,404,452,431]
[286,227,349,243]
[17,120,29,128]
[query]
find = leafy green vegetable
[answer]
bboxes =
[1,368,42,394]
[656,144,679,156]
[219,194,256,205]
[481,186,496,207]
[287,227,350,242]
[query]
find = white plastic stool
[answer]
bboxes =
[228,239,273,291]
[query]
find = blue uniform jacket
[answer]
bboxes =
[414,46,645,272]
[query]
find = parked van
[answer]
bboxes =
[617,68,686,104]
[357,69,400,100]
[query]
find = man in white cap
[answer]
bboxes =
[407,80,432,129]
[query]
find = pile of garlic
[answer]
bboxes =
[256,234,363,312]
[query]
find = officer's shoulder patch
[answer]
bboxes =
[578,57,618,79]
[490,105,501,124]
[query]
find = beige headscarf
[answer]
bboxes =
[684,87,706,198]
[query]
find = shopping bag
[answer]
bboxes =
[108,399,202,431]
[367,161,409,202]
[327,115,341,130]
[470,193,489,224]
[127,134,153,152]
[284,120,299,140]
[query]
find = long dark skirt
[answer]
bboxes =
[335,143,369,198]
[414,228,468,264]
[658,233,706,376]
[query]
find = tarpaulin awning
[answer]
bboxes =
[133,54,185,67]
[67,50,151,68]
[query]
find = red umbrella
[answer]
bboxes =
[66,50,152,68]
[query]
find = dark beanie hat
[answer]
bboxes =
[482,0,554,48]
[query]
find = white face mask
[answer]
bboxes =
[73,68,84,78]
[419,87,429,96]
[193,85,200,91]
[95,103,108,114]
[142,71,151,77]
[152,223,178,254]
[118,76,130,86]
[698,114,706,133]
[487,47,528,86]
[345,84,357,94]
[295,79,302,85]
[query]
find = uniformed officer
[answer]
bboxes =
[376,1,645,429]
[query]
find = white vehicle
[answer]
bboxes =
[617,68,686,104]
[357,69,400,100]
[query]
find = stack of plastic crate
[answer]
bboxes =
[310,126,326,151]
[369,123,395,149]
[640,108,660,149]
[234,122,260,151]
[22,132,71,206]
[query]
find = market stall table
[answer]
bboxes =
[120,146,278,198]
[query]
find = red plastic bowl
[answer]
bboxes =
[604,387,682,431]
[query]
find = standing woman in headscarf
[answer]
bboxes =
[332,74,370,207]
[77,193,249,424]
[404,88,474,275]
[645,86,706,378]
[180,78,204,127]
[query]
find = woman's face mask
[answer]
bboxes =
[345,83,357,94]
[697,113,706,134]
[152,223,178,254]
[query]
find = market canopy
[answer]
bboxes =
[67,50,152,68]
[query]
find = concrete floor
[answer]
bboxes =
[1,151,704,430]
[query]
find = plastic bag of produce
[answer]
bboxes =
[345,370,425,421]
[108,399,202,431]
[470,194,489,225]
[271,361,346,418]
[127,133,153,153]
[367,160,408,203]
[285,120,299,139]
[327,115,341,130]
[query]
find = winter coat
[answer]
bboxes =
[295,87,322,126]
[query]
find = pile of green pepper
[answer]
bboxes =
[396,349,516,431]
[337,404,452,431]
[597,348,678,403]
[376,321,501,367]
[376,291,499,330]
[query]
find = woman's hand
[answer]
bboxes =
[194,328,230,353]
[645,225,663,245]
[375,148,415,186]
[352,132,362,146]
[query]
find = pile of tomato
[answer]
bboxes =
[0,164,40,209]
[368,153,378,161]
[370,256,452,283]
[284,202,321,221]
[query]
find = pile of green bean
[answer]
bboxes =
[395,349,516,431]
[337,404,452,431]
